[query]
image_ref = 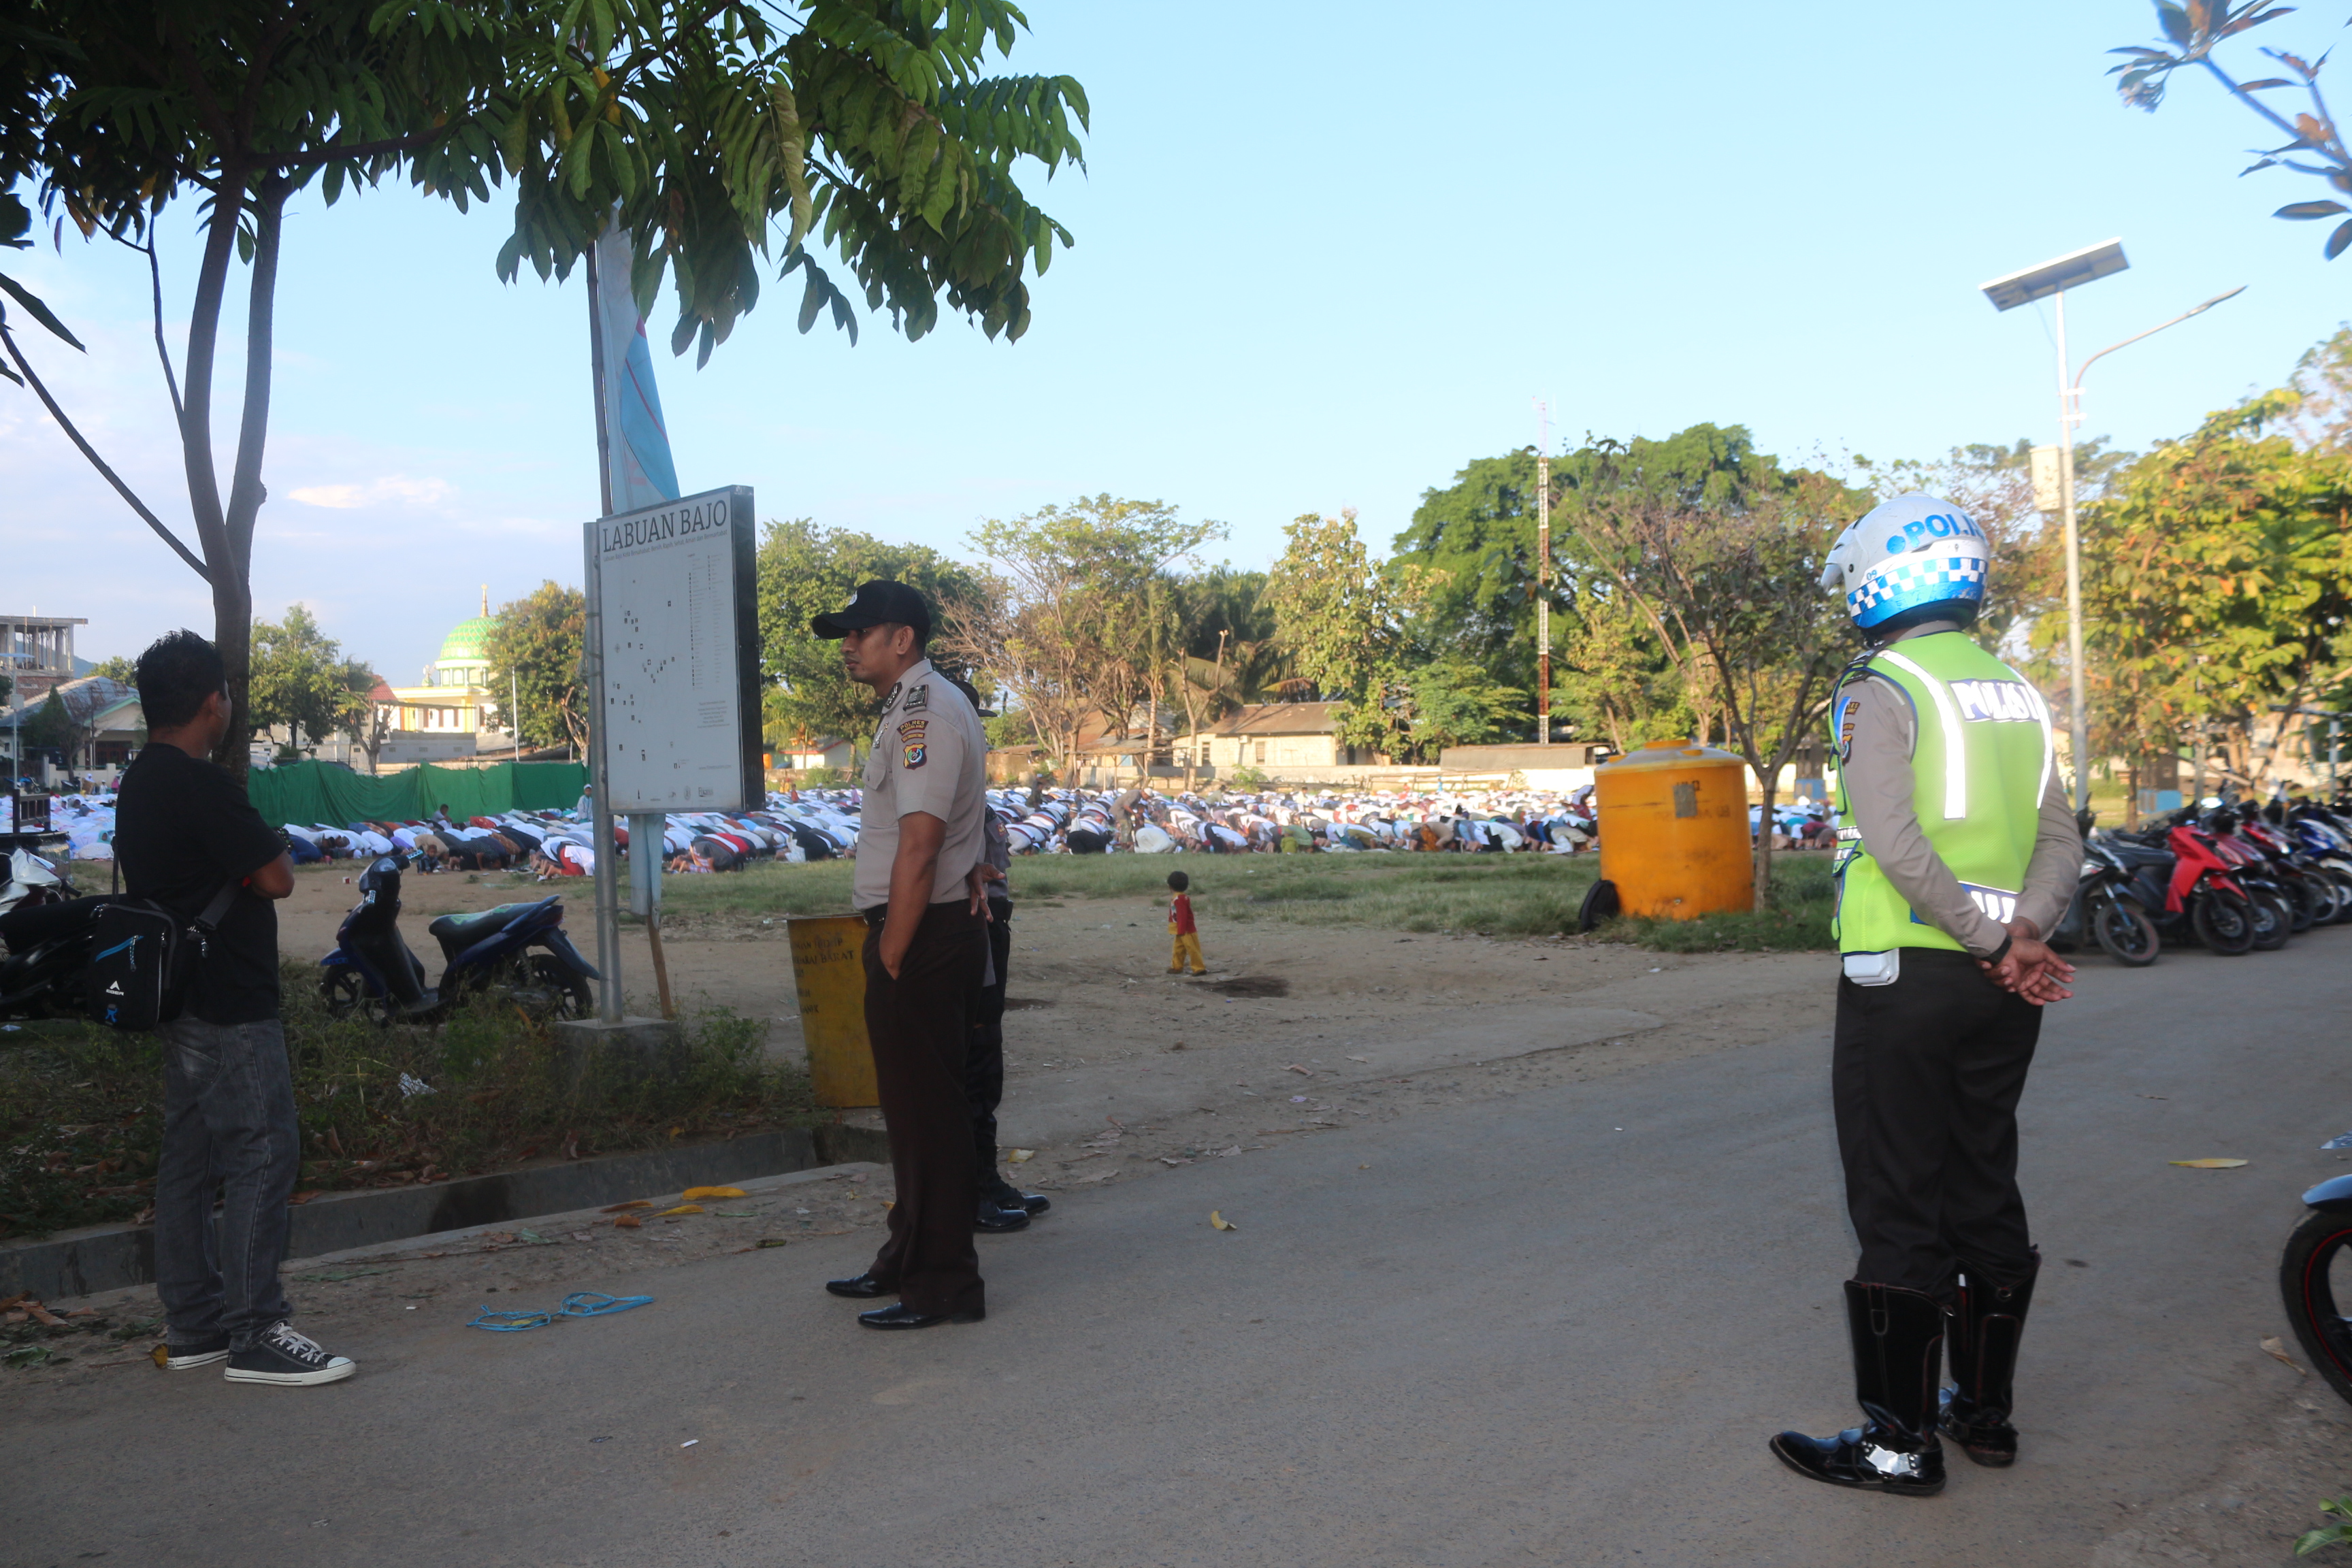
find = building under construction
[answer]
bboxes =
[1,615,86,704]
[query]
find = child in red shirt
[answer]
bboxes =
[1166,869,1206,976]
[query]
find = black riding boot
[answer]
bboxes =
[1769,1280,1948,1497]
[1940,1249,2038,1467]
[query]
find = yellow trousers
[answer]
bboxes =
[1169,930,1205,975]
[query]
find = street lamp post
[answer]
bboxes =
[1978,240,2243,811]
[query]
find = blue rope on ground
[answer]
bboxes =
[468,1307,555,1332]
[559,1291,654,1318]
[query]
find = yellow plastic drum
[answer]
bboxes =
[1594,738,1754,919]
[787,914,878,1108]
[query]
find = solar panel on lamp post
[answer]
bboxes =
[1978,244,2244,817]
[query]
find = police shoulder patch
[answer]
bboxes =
[903,742,927,769]
[901,683,929,714]
[897,717,927,739]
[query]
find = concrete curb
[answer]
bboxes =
[280,1160,884,1276]
[2,1124,874,1303]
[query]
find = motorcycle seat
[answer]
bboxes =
[2106,842,2174,866]
[427,902,545,960]
[0,895,112,955]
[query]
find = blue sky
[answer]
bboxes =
[5,1,2349,681]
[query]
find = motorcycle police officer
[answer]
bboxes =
[1770,493,2083,1496]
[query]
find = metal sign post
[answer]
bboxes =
[583,534,624,1023]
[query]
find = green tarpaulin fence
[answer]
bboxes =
[244,760,588,829]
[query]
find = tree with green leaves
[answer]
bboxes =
[485,581,591,756]
[1571,451,1864,908]
[755,517,983,748]
[2108,2,2352,261]
[4,0,1086,774]
[938,495,1222,774]
[2066,387,2352,794]
[1394,655,1525,762]
[1264,509,1439,759]
[88,655,137,685]
[249,605,371,755]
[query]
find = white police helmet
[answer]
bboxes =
[1817,491,1989,634]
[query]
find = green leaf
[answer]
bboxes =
[2328,219,2352,259]
[2276,200,2349,218]
[0,274,86,350]
[2157,2,2193,46]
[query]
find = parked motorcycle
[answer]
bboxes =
[0,849,101,1021]
[318,853,598,1024]
[2057,823,2161,966]
[2108,811,2266,956]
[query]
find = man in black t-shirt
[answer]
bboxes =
[116,631,355,1388]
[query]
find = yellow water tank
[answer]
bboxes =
[1595,738,1754,919]
[787,913,879,1108]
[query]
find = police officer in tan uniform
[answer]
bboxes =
[811,582,996,1329]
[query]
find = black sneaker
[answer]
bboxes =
[223,1322,355,1386]
[157,1334,231,1371]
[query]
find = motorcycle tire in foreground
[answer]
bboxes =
[2282,1178,2352,1409]
[2089,894,2160,967]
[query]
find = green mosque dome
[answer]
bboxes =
[438,616,493,666]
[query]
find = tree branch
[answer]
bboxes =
[225,178,290,585]
[0,314,212,582]
[108,230,184,421]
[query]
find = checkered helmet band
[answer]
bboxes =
[1848,549,1987,627]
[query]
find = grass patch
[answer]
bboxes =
[632,847,1836,949]
[1610,854,1835,952]
[0,962,821,1242]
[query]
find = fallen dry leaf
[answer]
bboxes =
[1345,1055,1369,1063]
[755,1238,790,1250]
[26,1303,63,1327]
[2262,1335,2308,1374]
[681,1186,747,1200]
[1286,1064,1311,1075]
[657,1204,705,1217]
[1210,1210,1237,1231]
[1007,1149,1035,1163]
[602,1200,655,1212]
[612,1215,642,1229]
[287,1190,320,1206]
[2169,1158,2249,1169]
[1217,1147,1242,1158]
[0,1292,29,1313]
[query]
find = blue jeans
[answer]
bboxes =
[154,1017,299,1350]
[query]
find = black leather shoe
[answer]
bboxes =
[985,1179,1050,1215]
[1768,1424,1945,1496]
[975,1202,1031,1233]
[825,1273,891,1298]
[857,1303,985,1330]
[1769,1280,1948,1497]
[1939,1388,2016,1467]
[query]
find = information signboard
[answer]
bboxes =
[585,485,763,813]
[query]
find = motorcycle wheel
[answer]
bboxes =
[2306,875,2343,928]
[2285,877,2319,933]
[529,954,593,1020]
[2281,1207,2352,1410]
[2332,870,2352,925]
[2253,894,2293,951]
[2091,897,2160,967]
[2192,892,2256,956]
[320,969,363,1019]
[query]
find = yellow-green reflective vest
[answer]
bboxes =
[1829,631,2053,955]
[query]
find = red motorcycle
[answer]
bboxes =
[2161,817,2264,956]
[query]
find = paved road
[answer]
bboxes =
[8,936,2352,1567]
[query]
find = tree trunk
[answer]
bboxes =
[1752,772,1776,914]
[214,179,291,779]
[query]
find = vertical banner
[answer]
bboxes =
[593,225,683,513]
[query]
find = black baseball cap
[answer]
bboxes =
[811,580,934,641]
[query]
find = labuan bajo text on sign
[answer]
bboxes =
[598,497,732,554]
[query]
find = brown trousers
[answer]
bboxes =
[862,900,987,1315]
